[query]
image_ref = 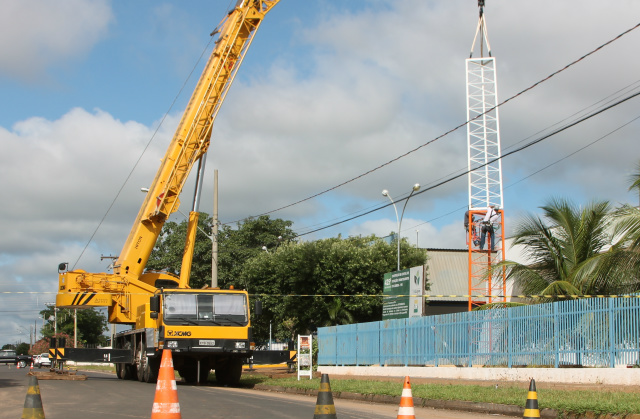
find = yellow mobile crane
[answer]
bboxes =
[55,0,279,385]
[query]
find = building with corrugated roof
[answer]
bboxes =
[423,249,470,315]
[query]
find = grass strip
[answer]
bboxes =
[241,375,640,417]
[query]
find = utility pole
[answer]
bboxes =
[212,169,219,288]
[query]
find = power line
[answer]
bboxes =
[73,36,217,269]
[223,21,640,227]
[295,89,640,237]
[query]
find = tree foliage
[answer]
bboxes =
[146,213,218,288]
[29,333,76,356]
[148,214,428,343]
[500,196,640,303]
[16,342,30,355]
[241,235,428,342]
[39,306,108,346]
[217,215,296,290]
[147,214,296,289]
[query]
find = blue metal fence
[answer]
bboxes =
[317,297,640,368]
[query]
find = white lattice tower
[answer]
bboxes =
[466,1,506,312]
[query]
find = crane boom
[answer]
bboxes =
[56,0,279,325]
[117,0,278,279]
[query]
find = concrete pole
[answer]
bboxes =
[212,169,219,288]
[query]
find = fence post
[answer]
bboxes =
[507,308,512,368]
[608,298,615,368]
[377,321,381,366]
[553,302,559,368]
[404,318,408,367]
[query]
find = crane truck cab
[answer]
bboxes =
[113,287,254,385]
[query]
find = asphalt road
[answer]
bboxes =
[0,365,508,419]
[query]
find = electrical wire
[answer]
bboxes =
[223,21,640,226]
[72,36,217,269]
[294,89,640,237]
[73,19,640,263]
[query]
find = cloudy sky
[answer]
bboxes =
[1,0,640,346]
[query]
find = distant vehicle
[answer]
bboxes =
[34,353,51,368]
[0,349,32,368]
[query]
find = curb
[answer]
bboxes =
[253,384,558,418]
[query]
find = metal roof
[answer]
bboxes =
[424,249,469,302]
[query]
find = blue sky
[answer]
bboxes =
[2,0,640,345]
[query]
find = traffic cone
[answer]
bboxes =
[313,374,337,419]
[397,376,416,419]
[22,374,45,419]
[150,349,181,419]
[523,378,540,418]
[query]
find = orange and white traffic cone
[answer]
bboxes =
[397,376,416,419]
[150,349,181,419]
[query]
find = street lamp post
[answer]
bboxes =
[382,183,420,271]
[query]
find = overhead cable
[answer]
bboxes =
[295,90,640,236]
[223,21,640,227]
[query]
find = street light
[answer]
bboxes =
[382,183,420,271]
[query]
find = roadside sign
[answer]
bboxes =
[297,335,312,380]
[382,265,424,320]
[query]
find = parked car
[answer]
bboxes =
[34,353,51,368]
[0,349,32,368]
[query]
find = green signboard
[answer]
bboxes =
[382,266,424,320]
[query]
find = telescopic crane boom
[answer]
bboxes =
[57,0,279,323]
[54,0,279,385]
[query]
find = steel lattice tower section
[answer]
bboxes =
[466,1,506,311]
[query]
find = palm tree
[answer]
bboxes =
[323,299,354,326]
[499,198,618,302]
[629,160,640,205]
[598,162,640,292]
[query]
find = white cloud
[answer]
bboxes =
[0,0,113,81]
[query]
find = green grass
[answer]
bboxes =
[240,375,640,417]
[71,364,116,373]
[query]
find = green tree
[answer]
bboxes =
[217,215,296,289]
[147,214,295,289]
[593,163,640,293]
[241,235,428,342]
[29,333,77,356]
[629,160,640,197]
[39,306,108,346]
[324,298,355,326]
[16,342,30,355]
[146,212,217,288]
[499,198,623,302]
